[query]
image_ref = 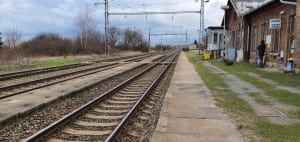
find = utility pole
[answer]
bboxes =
[185,30,188,46]
[148,27,151,52]
[201,0,204,44]
[160,35,163,52]
[104,0,109,58]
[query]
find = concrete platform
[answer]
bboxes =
[0,55,163,124]
[151,52,243,142]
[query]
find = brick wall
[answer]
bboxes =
[245,1,296,67]
[226,2,243,51]
[295,0,300,69]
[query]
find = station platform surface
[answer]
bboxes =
[151,52,243,142]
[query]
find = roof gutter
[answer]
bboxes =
[280,0,296,5]
[230,0,241,16]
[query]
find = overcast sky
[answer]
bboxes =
[0,0,227,45]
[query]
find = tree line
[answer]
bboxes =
[0,6,151,65]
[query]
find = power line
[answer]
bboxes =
[109,10,200,16]
[150,33,186,36]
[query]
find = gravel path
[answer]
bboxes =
[247,72,300,95]
[203,62,300,124]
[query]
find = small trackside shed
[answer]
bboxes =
[205,26,224,58]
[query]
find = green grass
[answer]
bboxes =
[185,52,300,142]
[212,61,300,86]
[0,58,82,74]
[258,123,300,142]
[250,93,270,105]
[32,59,78,68]
[212,61,300,107]
[286,110,300,119]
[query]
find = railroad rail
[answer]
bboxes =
[23,51,178,142]
[0,52,159,82]
[0,53,161,99]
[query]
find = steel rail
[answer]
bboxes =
[0,63,88,81]
[0,63,117,91]
[0,63,118,99]
[105,52,178,142]
[0,53,160,92]
[0,54,158,99]
[22,58,161,142]
[0,52,159,81]
[23,51,178,142]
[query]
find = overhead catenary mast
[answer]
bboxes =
[97,1,201,53]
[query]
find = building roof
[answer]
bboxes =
[229,0,296,16]
[206,26,223,30]
[230,0,274,16]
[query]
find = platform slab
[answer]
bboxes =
[151,52,243,142]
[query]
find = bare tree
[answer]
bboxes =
[5,26,22,48]
[121,28,148,51]
[74,5,97,50]
[107,27,121,48]
[0,32,3,48]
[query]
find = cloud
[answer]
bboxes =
[0,0,227,44]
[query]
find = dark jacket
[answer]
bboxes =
[257,43,266,56]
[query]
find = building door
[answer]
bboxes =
[251,25,257,51]
[244,26,250,61]
[219,33,223,57]
[271,29,279,52]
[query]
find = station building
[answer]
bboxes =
[223,0,298,70]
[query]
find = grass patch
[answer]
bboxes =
[185,52,300,142]
[286,110,300,119]
[258,123,300,142]
[212,61,300,107]
[250,93,270,105]
[212,61,300,86]
[32,59,78,68]
[0,57,88,74]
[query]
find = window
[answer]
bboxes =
[232,31,236,48]
[288,15,296,52]
[289,15,295,33]
[271,30,279,52]
[219,33,223,49]
[252,25,257,50]
[261,23,266,40]
[213,33,218,44]
[237,29,240,49]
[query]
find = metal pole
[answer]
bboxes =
[104,0,109,58]
[185,30,188,46]
[200,0,204,44]
[199,1,201,45]
[160,35,162,52]
[148,27,150,52]
[198,29,201,54]
[223,10,226,51]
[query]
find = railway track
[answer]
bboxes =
[0,53,160,99]
[0,52,159,82]
[23,51,178,142]
[0,63,90,82]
